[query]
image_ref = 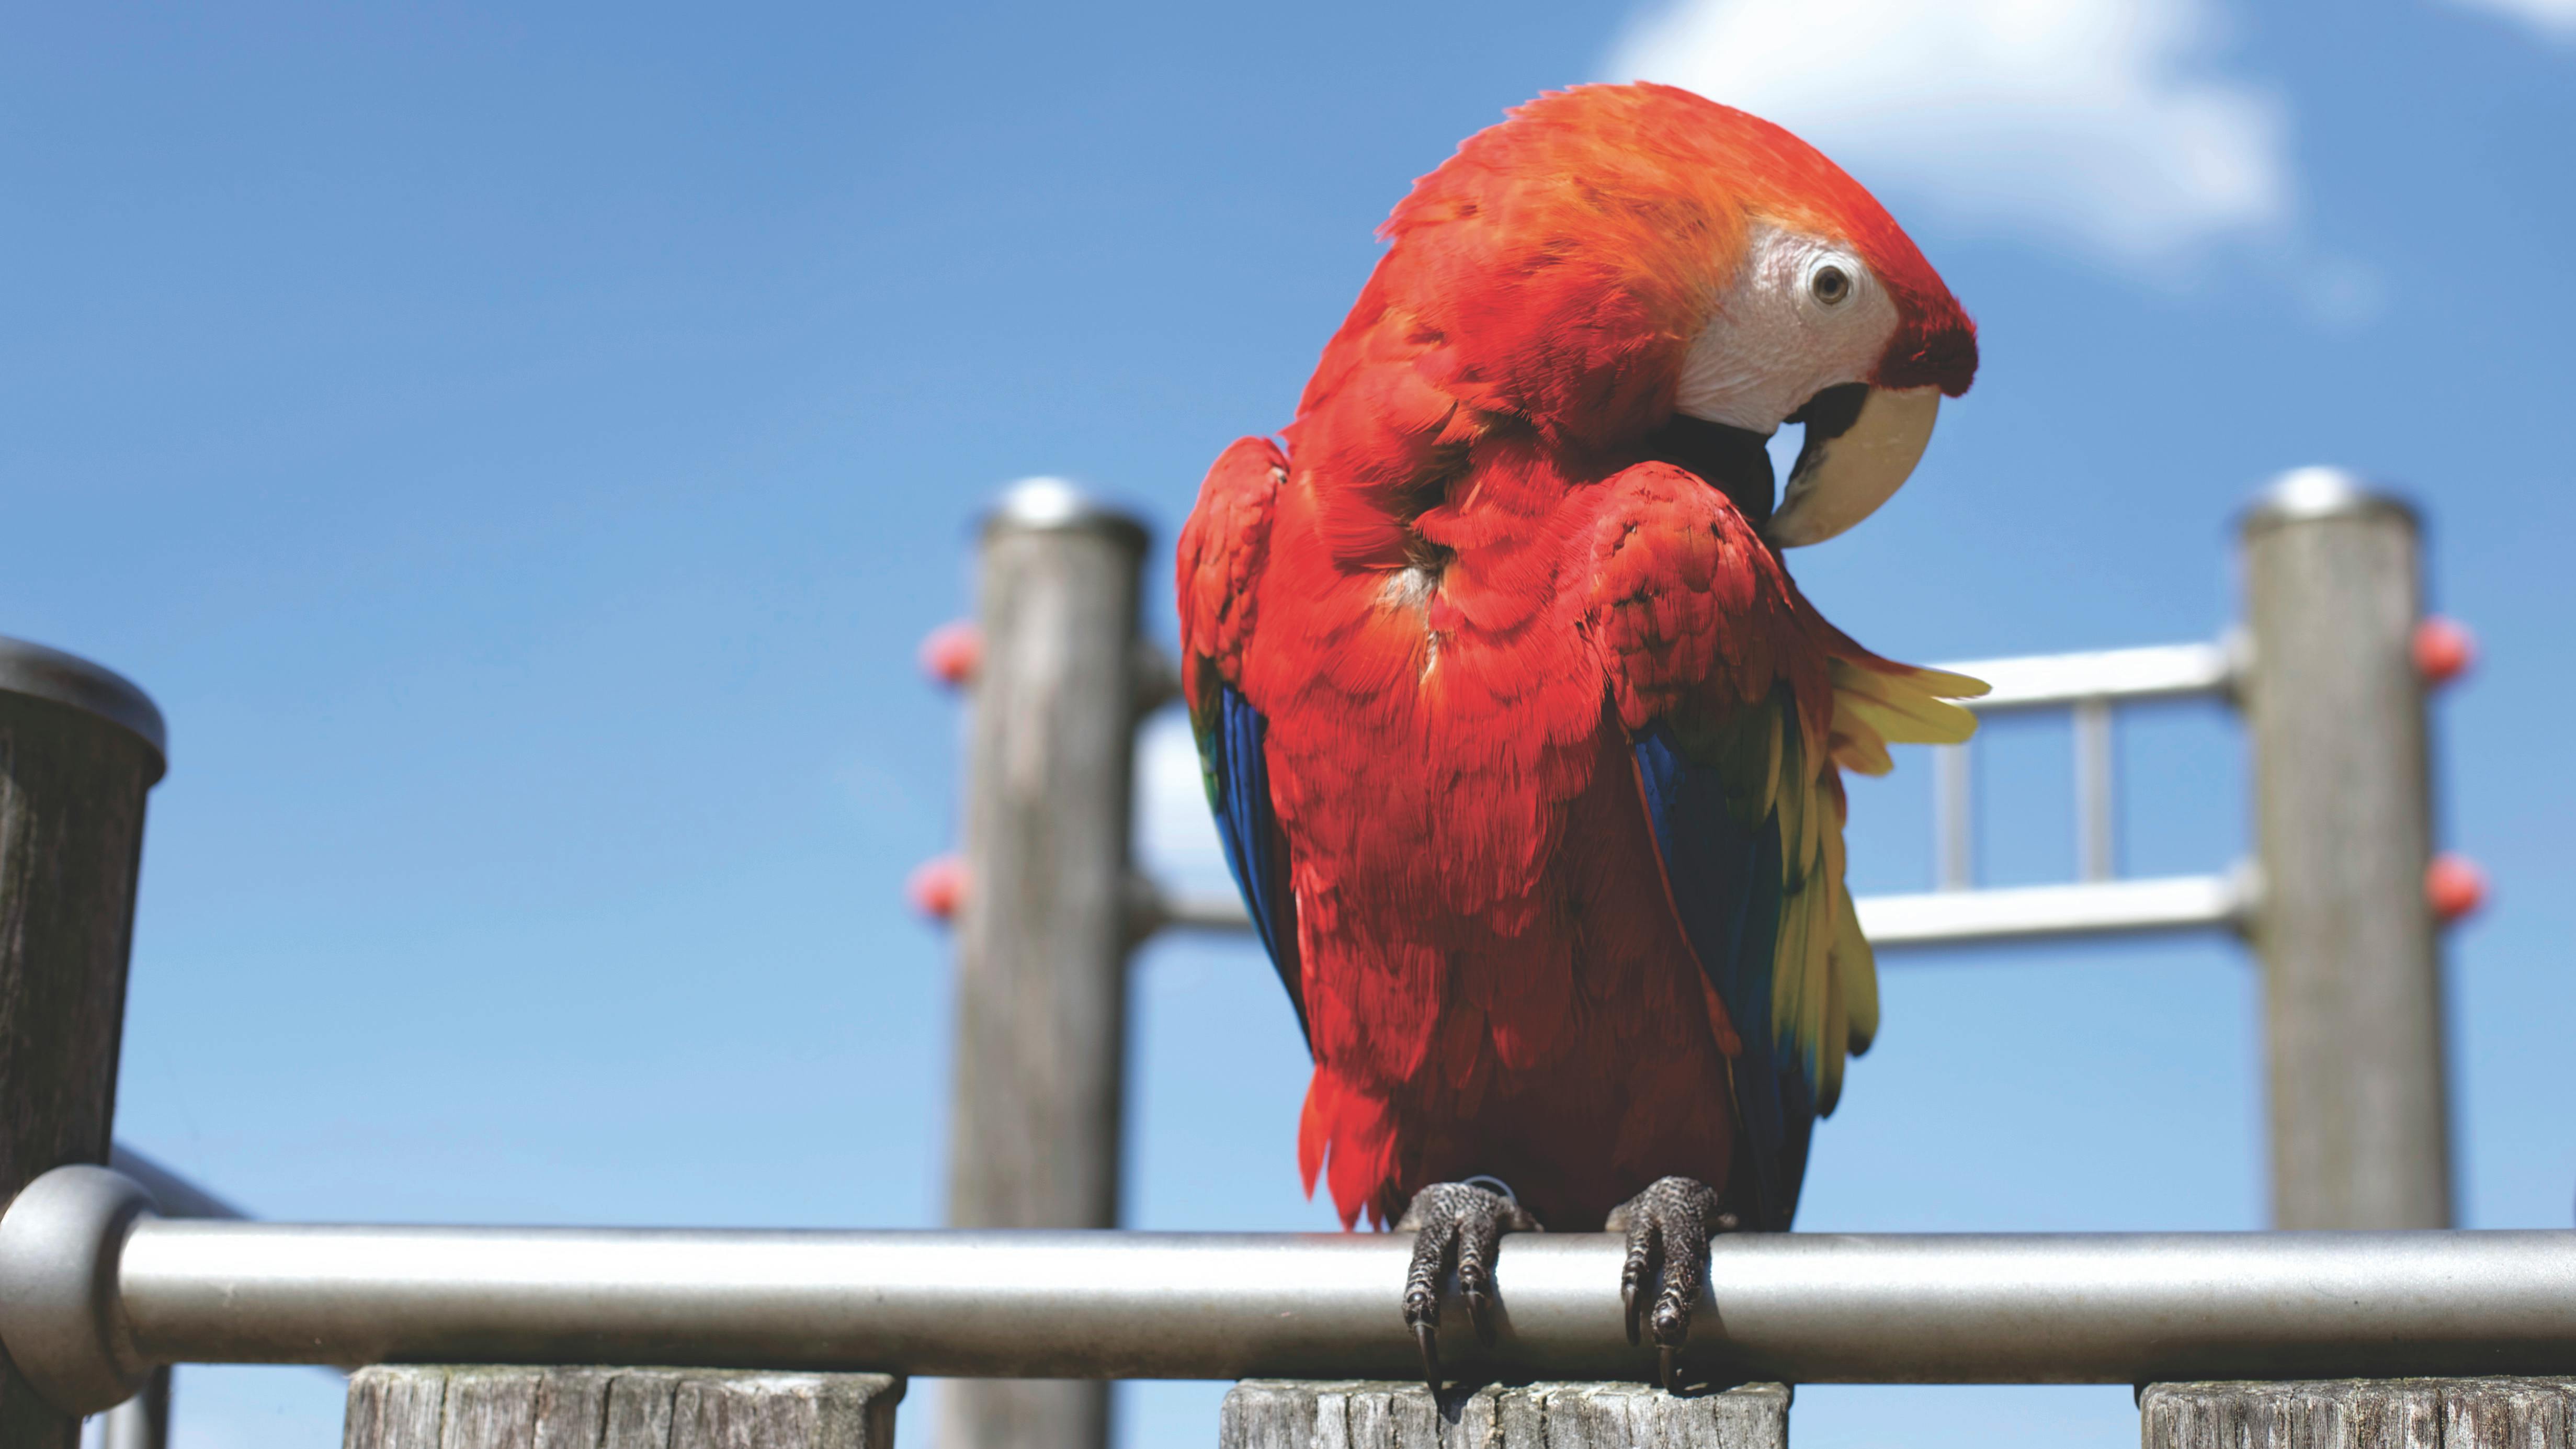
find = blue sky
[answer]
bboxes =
[7,3,2571,1446]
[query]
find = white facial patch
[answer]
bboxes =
[1673,222,1901,433]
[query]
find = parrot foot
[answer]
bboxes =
[1394,1176,1539,1397]
[1606,1175,1739,1391]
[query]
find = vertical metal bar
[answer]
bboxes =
[2074,698,2115,882]
[2242,468,2452,1230]
[0,639,165,1449]
[1934,742,1973,890]
[96,1369,168,1449]
[939,481,1148,1449]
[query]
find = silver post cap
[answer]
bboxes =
[2242,467,2418,537]
[983,478,1149,548]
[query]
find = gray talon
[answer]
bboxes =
[1608,1175,1733,1390]
[1395,1179,1539,1393]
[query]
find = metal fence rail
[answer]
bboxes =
[95,1146,243,1449]
[1162,871,2255,945]
[1150,636,2251,948]
[5,1167,2575,1419]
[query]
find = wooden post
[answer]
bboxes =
[343,1366,904,1449]
[0,639,165,1449]
[940,480,1151,1449]
[2141,1378,2576,1448]
[2241,470,2453,1230]
[1220,1380,1789,1449]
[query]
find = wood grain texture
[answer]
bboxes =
[940,505,1150,1449]
[2243,497,2453,1229]
[343,1367,904,1449]
[2142,1378,2576,1449]
[1219,1379,1788,1449]
[0,693,161,1449]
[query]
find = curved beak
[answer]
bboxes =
[1766,384,1940,548]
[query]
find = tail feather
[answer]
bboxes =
[1300,1068,1398,1229]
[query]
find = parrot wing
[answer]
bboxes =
[1585,462,1983,1229]
[1176,436,1307,1046]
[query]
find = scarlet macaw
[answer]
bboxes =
[1177,83,1983,1389]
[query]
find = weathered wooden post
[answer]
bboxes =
[2142,1378,2576,1448]
[344,1366,904,1449]
[1220,1380,1788,1449]
[940,480,1152,1449]
[2241,469,2453,1230]
[0,638,165,1449]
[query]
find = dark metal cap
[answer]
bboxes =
[0,637,168,782]
[2241,467,2419,538]
[982,477,1150,550]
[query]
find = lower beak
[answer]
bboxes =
[1765,384,1941,548]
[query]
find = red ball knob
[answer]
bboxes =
[2413,616,2475,687]
[920,620,982,687]
[2425,853,2486,926]
[907,854,967,921]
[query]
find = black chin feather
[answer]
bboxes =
[1639,414,1775,531]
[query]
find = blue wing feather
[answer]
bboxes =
[1200,684,1307,1045]
[1633,723,1814,1231]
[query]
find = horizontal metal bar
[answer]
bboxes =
[1943,640,2235,714]
[1160,872,2251,949]
[1154,889,1263,933]
[1855,872,2250,947]
[10,1172,2576,1401]
[88,1219,2576,1388]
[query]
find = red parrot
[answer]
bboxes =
[1176,83,1983,1388]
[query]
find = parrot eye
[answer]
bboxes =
[1811,265,1852,307]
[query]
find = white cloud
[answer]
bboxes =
[2448,0,2576,39]
[1600,0,2295,271]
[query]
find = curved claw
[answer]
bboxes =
[1618,1230,1653,1345]
[1607,1176,1731,1390]
[1394,1179,1539,1395]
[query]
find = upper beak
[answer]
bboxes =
[1765,383,1941,548]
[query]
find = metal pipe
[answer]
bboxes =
[2073,698,2115,882]
[1159,875,2253,949]
[11,1170,2576,1411]
[1855,873,2249,947]
[1933,742,1973,890]
[1148,638,2248,947]
[1950,641,2235,714]
[97,1368,167,1449]
[102,1219,2576,1387]
[93,1147,241,1449]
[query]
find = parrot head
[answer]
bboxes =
[1372,83,1978,546]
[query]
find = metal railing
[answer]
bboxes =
[1152,637,2252,948]
[6,1165,2576,1414]
[92,1147,247,1449]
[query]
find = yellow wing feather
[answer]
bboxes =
[1775,653,1987,1115]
